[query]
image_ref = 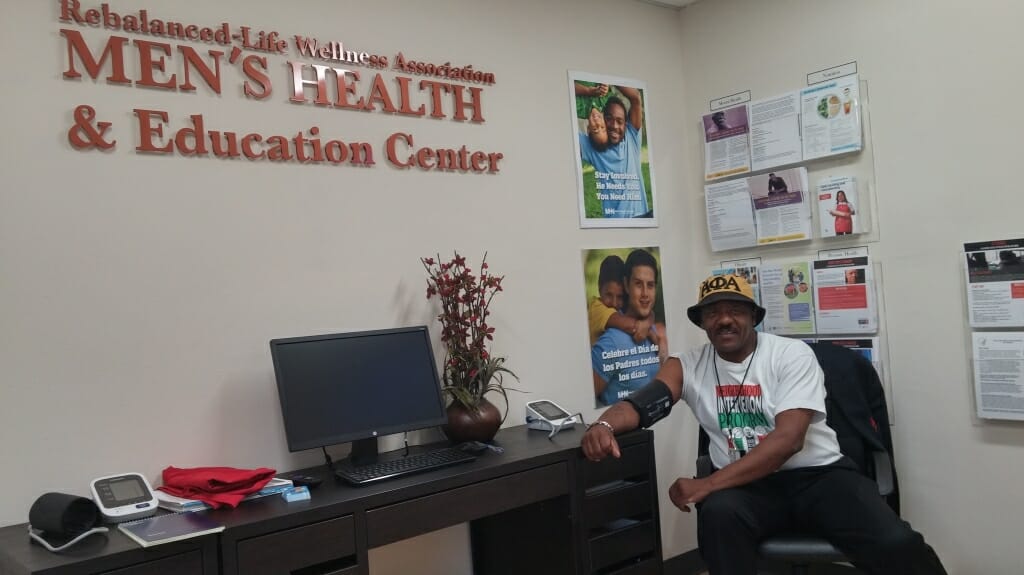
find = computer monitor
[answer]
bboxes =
[270,326,447,464]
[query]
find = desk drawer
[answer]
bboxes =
[584,480,652,530]
[583,444,649,489]
[366,462,567,547]
[101,550,203,575]
[588,519,656,572]
[235,515,356,575]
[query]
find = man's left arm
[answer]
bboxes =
[669,408,814,511]
[616,85,643,130]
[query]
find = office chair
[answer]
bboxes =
[695,342,897,575]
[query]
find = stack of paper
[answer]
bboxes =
[155,477,293,512]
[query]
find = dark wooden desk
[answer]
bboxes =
[0,425,662,575]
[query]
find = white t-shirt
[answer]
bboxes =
[679,333,842,471]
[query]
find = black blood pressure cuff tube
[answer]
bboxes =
[624,379,673,428]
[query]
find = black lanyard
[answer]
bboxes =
[713,340,757,416]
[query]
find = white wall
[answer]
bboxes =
[674,0,1024,572]
[0,0,698,573]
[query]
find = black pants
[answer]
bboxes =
[697,458,946,575]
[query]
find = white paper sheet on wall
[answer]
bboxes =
[972,332,1024,421]
[749,92,802,172]
[800,74,862,161]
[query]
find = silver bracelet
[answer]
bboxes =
[587,420,615,434]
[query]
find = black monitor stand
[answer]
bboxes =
[321,438,382,477]
[348,437,379,466]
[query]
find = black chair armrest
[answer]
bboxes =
[757,534,847,563]
[872,449,894,496]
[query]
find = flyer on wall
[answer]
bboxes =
[716,257,762,306]
[817,175,863,237]
[702,104,751,180]
[749,92,802,172]
[582,247,668,408]
[705,179,757,252]
[800,74,862,161]
[748,167,812,245]
[568,71,657,229]
[971,332,1024,421]
[811,256,877,334]
[760,260,816,335]
[963,238,1024,328]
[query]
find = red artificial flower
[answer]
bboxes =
[421,251,507,389]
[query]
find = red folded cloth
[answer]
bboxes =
[158,466,277,509]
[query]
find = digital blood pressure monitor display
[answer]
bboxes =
[90,473,159,523]
[526,400,578,436]
[530,400,570,421]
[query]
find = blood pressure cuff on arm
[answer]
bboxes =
[624,379,673,428]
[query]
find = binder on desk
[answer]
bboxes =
[117,512,224,548]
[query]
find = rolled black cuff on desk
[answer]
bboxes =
[28,492,100,537]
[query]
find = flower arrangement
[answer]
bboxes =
[422,252,517,415]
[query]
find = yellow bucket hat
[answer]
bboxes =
[686,274,766,327]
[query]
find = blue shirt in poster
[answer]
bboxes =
[579,124,649,218]
[592,326,660,406]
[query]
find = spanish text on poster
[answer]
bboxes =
[812,256,877,334]
[582,247,668,407]
[749,168,812,245]
[972,332,1024,421]
[801,74,862,161]
[705,179,757,252]
[569,71,657,228]
[749,92,802,172]
[703,104,751,181]
[964,239,1024,328]
[760,260,816,335]
[817,175,862,237]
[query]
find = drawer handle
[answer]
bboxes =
[291,557,356,575]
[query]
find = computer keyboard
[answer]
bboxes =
[335,447,477,485]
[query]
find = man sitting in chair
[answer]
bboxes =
[581,274,947,575]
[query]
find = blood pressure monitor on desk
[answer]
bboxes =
[26,473,158,553]
[90,473,159,522]
[526,400,580,437]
